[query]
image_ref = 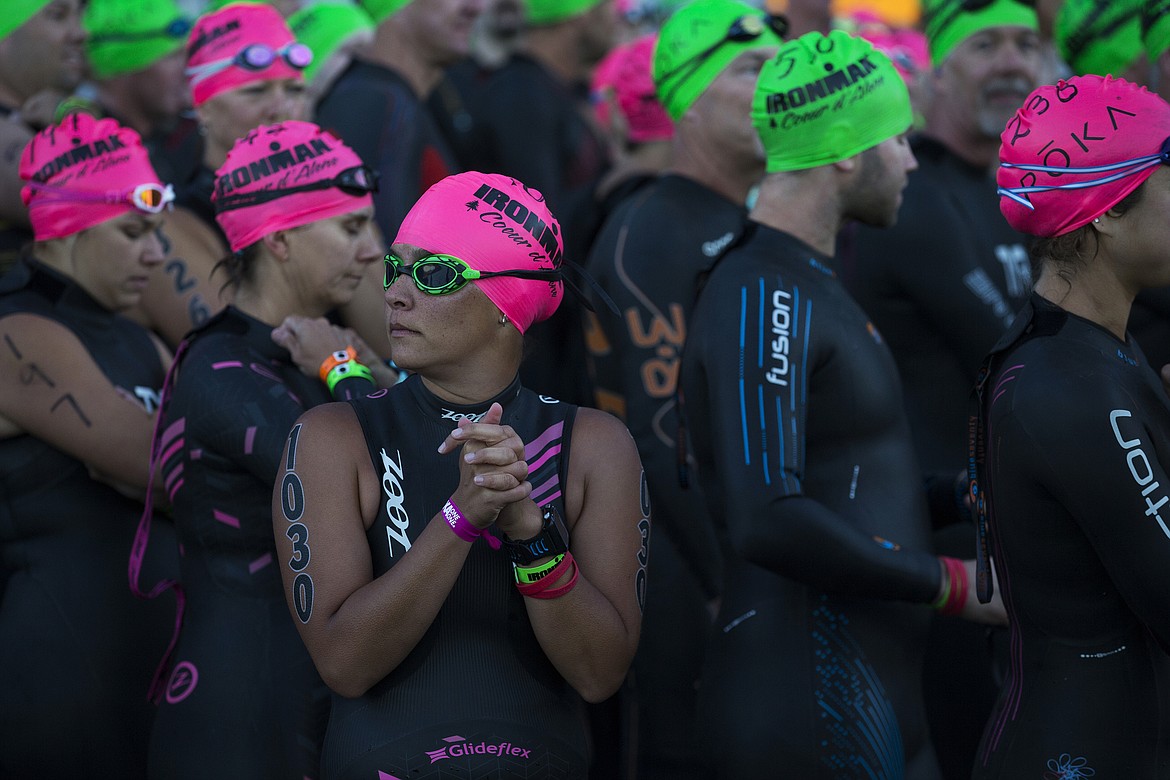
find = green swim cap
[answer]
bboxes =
[922,0,1039,65]
[1056,0,1143,76]
[526,0,604,25]
[358,0,414,24]
[753,30,912,172]
[0,0,52,41]
[1143,0,1170,60]
[653,0,786,121]
[84,0,191,79]
[289,2,375,83]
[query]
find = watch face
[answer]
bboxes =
[506,504,570,565]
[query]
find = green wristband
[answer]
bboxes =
[514,553,566,584]
[325,360,375,395]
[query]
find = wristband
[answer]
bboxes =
[931,556,968,616]
[441,499,502,550]
[516,552,579,599]
[514,553,566,584]
[325,360,374,395]
[319,346,358,383]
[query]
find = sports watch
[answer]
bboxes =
[503,504,570,565]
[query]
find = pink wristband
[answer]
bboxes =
[441,499,502,550]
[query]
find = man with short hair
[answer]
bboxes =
[0,0,87,272]
[681,28,1005,778]
[584,1,784,775]
[838,4,1043,775]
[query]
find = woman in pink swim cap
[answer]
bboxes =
[970,74,1170,778]
[272,171,646,778]
[142,120,390,779]
[134,1,313,350]
[0,112,179,774]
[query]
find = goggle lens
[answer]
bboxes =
[238,42,314,71]
[131,183,175,213]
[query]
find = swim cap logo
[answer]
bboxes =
[188,19,240,57]
[31,134,129,184]
[424,735,533,763]
[471,182,561,264]
[215,130,335,200]
[1003,80,1138,207]
[763,55,881,129]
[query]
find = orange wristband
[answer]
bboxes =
[318,346,358,383]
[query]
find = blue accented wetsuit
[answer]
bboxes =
[148,306,371,779]
[972,294,1170,779]
[0,258,176,778]
[316,60,458,242]
[841,135,1032,779]
[585,173,743,779]
[680,223,942,779]
[319,373,588,780]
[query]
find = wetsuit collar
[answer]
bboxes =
[406,372,524,425]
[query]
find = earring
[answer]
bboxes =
[499,314,509,326]
[1093,218,1101,223]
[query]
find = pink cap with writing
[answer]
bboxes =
[998,75,1170,237]
[395,172,564,334]
[592,34,673,144]
[185,2,306,107]
[212,120,374,251]
[19,113,167,241]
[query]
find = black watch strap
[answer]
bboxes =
[504,504,570,565]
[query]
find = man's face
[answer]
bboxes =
[850,132,919,228]
[933,25,1042,140]
[687,48,775,169]
[0,0,87,103]
[398,0,486,68]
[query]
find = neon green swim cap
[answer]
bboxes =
[84,0,191,79]
[526,0,605,25]
[289,2,375,83]
[1056,0,1143,77]
[358,0,414,24]
[653,0,786,121]
[0,0,52,41]
[752,30,912,172]
[1143,0,1170,60]
[922,0,1039,65]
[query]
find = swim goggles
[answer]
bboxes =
[997,136,1170,210]
[88,17,192,44]
[658,14,788,108]
[383,253,561,296]
[213,165,379,212]
[186,42,314,86]
[24,181,176,214]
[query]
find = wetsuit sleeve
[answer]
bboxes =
[691,276,940,603]
[585,204,722,597]
[1011,375,1170,650]
[181,350,310,484]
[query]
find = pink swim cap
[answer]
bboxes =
[185,2,310,107]
[998,75,1170,238]
[395,172,564,334]
[591,34,673,144]
[212,120,375,252]
[19,112,171,241]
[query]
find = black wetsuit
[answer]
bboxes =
[0,258,176,778]
[174,164,229,250]
[318,374,588,779]
[584,174,742,778]
[316,60,458,242]
[972,294,1170,778]
[841,136,1031,779]
[148,306,369,778]
[680,223,941,779]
